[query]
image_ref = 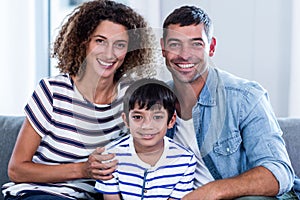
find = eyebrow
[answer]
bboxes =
[93,35,107,40]
[93,35,128,43]
[130,110,165,114]
[167,37,204,43]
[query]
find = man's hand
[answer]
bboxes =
[82,147,118,180]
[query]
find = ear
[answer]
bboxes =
[122,112,129,128]
[167,113,176,129]
[160,38,166,57]
[209,37,216,57]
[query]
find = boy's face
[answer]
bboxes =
[122,103,176,153]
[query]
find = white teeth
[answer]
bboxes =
[97,58,113,66]
[177,64,195,69]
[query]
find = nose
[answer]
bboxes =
[179,44,192,60]
[103,44,116,60]
[141,116,154,129]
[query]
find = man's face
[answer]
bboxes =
[161,23,215,84]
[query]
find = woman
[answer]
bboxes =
[2,0,155,199]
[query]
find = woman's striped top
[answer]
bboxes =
[2,74,129,199]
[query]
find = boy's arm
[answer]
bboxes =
[103,194,121,200]
[170,154,197,199]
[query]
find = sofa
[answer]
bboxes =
[0,115,299,200]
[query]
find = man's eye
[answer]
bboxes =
[192,42,204,48]
[168,42,181,48]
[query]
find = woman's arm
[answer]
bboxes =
[8,118,117,183]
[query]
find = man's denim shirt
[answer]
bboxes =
[167,67,297,197]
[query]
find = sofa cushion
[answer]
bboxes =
[0,115,24,197]
[278,118,300,177]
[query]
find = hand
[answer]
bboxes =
[82,147,118,180]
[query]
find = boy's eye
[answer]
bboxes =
[132,115,143,120]
[153,115,164,120]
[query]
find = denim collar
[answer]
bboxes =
[198,67,218,107]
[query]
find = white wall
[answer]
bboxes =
[1,0,298,118]
[0,0,49,116]
[289,0,300,117]
[0,0,36,116]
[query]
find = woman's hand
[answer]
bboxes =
[8,118,117,183]
[83,147,118,180]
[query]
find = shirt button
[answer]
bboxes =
[226,148,230,152]
[144,189,147,193]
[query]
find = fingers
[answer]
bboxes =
[92,160,118,180]
[90,147,115,163]
[85,149,118,180]
[95,147,105,154]
[90,159,118,180]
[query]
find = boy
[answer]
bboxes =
[94,78,196,200]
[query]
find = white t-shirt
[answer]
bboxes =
[173,116,214,187]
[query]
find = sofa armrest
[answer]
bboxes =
[0,115,25,196]
[278,118,300,177]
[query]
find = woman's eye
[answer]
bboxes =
[95,39,103,43]
[95,39,107,46]
[114,42,127,49]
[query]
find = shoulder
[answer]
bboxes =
[105,134,131,152]
[216,68,267,99]
[165,137,194,157]
[36,74,73,91]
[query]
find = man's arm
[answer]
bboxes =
[182,166,278,200]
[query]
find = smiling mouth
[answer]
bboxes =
[96,58,114,67]
[138,133,157,139]
[176,63,195,69]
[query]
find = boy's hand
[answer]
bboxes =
[83,147,118,180]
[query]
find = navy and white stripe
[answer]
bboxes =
[3,74,129,199]
[95,135,196,200]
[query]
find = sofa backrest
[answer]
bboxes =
[0,116,299,200]
[278,118,300,176]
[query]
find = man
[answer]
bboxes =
[161,5,299,200]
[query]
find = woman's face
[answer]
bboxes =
[85,20,129,80]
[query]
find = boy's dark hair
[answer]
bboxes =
[123,79,177,124]
[162,5,213,43]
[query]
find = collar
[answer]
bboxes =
[198,67,218,106]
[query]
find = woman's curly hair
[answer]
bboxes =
[52,0,156,82]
